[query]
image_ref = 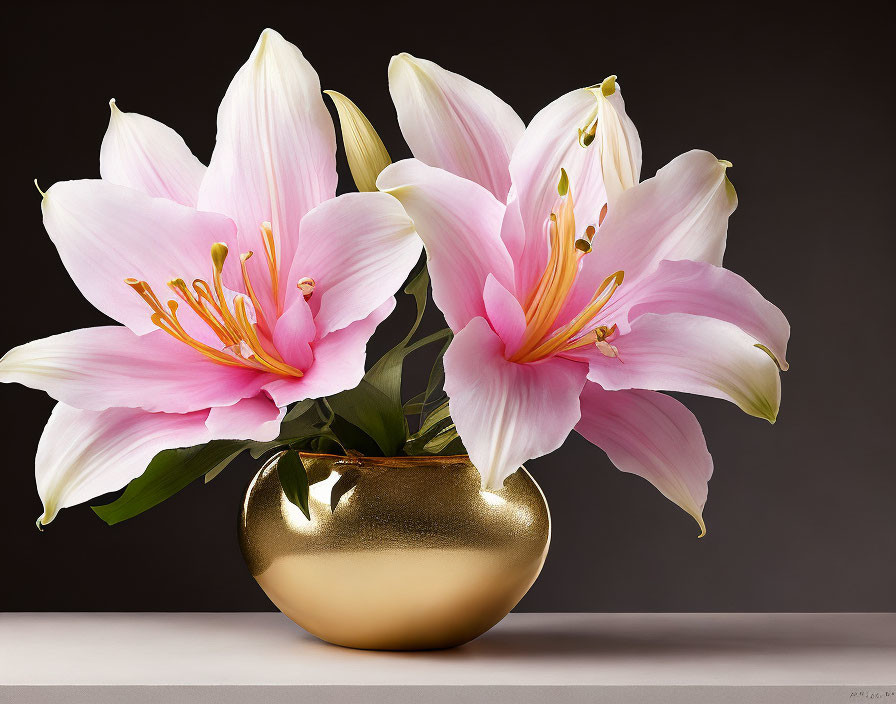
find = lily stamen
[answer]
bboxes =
[125,242,304,377]
[167,278,234,346]
[239,251,273,338]
[141,296,243,368]
[520,270,623,362]
[259,222,281,313]
[509,172,625,365]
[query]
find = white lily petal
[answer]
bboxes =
[100,100,206,206]
[40,179,238,337]
[198,28,337,315]
[591,76,642,208]
[0,327,268,413]
[35,404,212,526]
[389,53,524,201]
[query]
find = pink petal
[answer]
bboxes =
[562,150,737,322]
[576,384,712,536]
[388,53,525,201]
[510,89,606,240]
[508,84,638,297]
[444,317,587,488]
[35,403,212,526]
[272,296,315,370]
[0,327,270,413]
[498,193,526,283]
[263,298,395,407]
[616,259,790,370]
[584,313,781,422]
[198,28,337,317]
[205,395,285,442]
[377,159,514,331]
[288,192,421,337]
[482,274,526,357]
[100,100,205,206]
[40,179,239,336]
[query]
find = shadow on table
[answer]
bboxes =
[420,616,896,661]
[286,614,896,661]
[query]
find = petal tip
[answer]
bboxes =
[718,159,733,169]
[255,27,287,60]
[691,510,707,537]
[33,178,47,200]
[758,401,779,424]
[259,27,282,42]
[389,52,426,80]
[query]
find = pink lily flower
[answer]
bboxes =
[379,56,789,534]
[0,29,421,526]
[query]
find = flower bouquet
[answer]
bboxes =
[1,29,789,649]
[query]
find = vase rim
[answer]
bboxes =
[297,451,471,467]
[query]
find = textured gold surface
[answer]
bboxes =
[239,453,550,650]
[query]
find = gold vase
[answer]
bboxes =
[239,453,550,650]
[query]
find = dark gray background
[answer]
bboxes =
[2,1,894,612]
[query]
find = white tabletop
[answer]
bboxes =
[1,612,894,703]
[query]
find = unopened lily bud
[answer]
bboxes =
[325,90,392,192]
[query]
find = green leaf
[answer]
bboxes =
[92,440,250,525]
[416,400,452,436]
[403,392,427,416]
[278,400,326,438]
[404,400,455,455]
[282,399,316,422]
[204,448,247,483]
[421,334,453,426]
[326,408,383,456]
[247,400,343,461]
[309,435,343,455]
[327,380,406,456]
[322,264,452,457]
[277,450,310,519]
[435,434,466,456]
[248,441,286,461]
[364,265,430,405]
[422,425,460,454]
[330,468,361,512]
[319,265,433,457]
[400,328,452,357]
